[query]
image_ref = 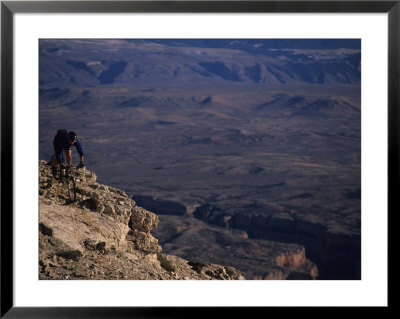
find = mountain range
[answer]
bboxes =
[40,39,360,88]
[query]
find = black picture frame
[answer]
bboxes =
[1,0,394,317]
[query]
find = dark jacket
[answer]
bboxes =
[53,132,84,164]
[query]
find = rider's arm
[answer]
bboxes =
[65,149,72,166]
[74,140,84,163]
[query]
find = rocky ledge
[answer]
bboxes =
[38,160,245,280]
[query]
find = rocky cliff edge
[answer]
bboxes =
[38,160,245,280]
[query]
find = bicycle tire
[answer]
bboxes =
[67,175,76,202]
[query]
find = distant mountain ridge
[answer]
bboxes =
[125,39,361,51]
[40,39,361,88]
[255,93,360,117]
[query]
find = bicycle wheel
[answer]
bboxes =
[67,176,76,202]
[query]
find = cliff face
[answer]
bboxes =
[38,160,245,280]
[194,203,361,279]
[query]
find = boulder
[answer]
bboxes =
[129,206,159,232]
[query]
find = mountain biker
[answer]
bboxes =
[51,129,85,177]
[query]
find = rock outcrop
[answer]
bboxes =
[38,160,245,280]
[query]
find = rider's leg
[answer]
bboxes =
[51,154,58,177]
[64,149,71,175]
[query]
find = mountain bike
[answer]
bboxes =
[59,165,77,202]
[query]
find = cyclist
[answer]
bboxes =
[51,129,85,177]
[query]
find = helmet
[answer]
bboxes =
[68,131,77,142]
